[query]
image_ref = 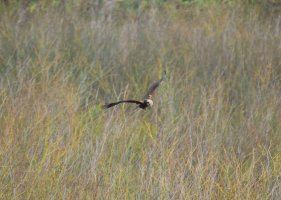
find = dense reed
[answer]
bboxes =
[0,1,280,199]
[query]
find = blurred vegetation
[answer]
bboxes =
[0,0,280,199]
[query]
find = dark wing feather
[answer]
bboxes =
[103,100,143,109]
[144,71,166,99]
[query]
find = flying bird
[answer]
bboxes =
[103,71,166,110]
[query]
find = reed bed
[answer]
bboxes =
[0,1,280,199]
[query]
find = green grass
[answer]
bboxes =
[0,0,280,199]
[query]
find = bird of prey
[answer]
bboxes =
[103,71,166,110]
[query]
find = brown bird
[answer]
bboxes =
[103,71,166,110]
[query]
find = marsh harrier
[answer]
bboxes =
[103,71,166,110]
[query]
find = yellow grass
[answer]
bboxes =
[0,1,280,199]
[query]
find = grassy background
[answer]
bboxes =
[0,0,280,199]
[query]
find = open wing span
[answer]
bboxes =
[103,100,143,109]
[103,70,166,110]
[144,70,166,99]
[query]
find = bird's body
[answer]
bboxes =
[103,71,166,110]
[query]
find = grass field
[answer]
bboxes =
[0,0,280,199]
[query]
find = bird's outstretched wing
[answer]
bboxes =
[103,100,143,109]
[144,70,166,99]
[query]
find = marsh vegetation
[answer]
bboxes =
[0,0,280,199]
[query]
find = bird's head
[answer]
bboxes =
[144,99,153,107]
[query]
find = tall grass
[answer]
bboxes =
[0,1,280,199]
